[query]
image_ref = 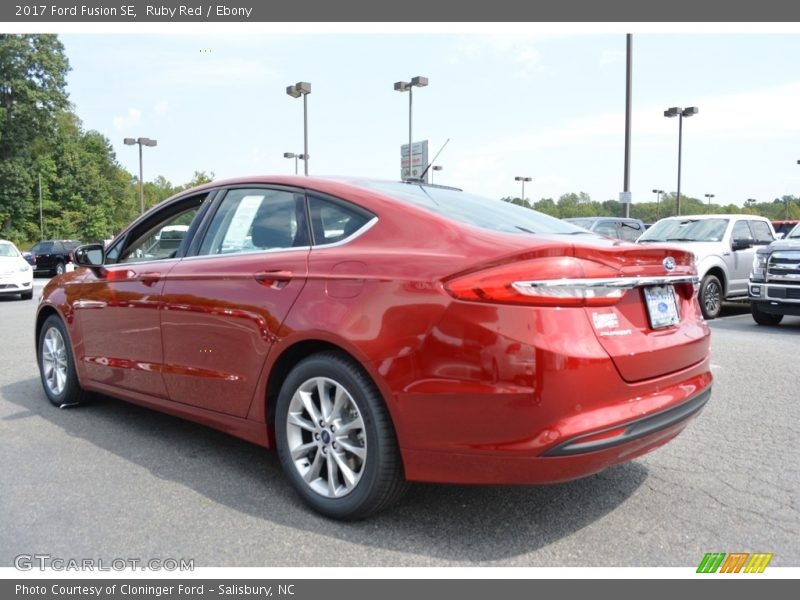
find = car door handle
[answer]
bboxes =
[254,270,293,289]
[139,272,162,287]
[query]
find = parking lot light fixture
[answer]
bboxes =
[705,193,715,213]
[124,137,158,215]
[286,82,311,175]
[514,176,532,201]
[652,189,664,218]
[394,76,428,180]
[664,106,698,216]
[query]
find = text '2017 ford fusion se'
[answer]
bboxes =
[36,176,712,519]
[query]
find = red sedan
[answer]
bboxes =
[36,176,712,519]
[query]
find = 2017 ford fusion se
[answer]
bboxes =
[36,176,712,519]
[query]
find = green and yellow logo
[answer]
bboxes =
[697,552,773,573]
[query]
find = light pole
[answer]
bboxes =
[431,165,442,183]
[664,106,698,216]
[286,82,311,175]
[515,176,532,202]
[705,193,715,213]
[283,152,308,175]
[124,137,157,214]
[394,76,428,180]
[745,198,757,212]
[652,189,664,219]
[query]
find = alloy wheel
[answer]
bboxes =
[285,376,367,498]
[42,327,68,396]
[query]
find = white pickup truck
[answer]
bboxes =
[637,214,776,319]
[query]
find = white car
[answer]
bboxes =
[637,214,775,319]
[0,240,34,300]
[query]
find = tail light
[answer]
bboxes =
[445,256,698,308]
[445,257,624,307]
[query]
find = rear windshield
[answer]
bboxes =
[353,181,580,235]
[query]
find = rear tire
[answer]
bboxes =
[275,352,407,520]
[699,274,722,320]
[38,315,87,407]
[751,303,783,326]
[53,261,65,276]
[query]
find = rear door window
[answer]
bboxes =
[307,194,373,246]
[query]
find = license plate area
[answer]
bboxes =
[643,285,680,329]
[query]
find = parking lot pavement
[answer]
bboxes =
[0,298,798,568]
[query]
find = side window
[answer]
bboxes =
[117,209,198,264]
[198,188,308,256]
[308,194,372,246]
[593,221,619,239]
[749,220,774,244]
[619,222,643,242]
[731,220,753,243]
[109,194,207,264]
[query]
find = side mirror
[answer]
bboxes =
[731,238,753,251]
[73,244,105,267]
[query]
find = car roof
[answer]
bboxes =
[565,217,643,222]
[656,214,769,220]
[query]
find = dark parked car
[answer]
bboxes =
[27,240,82,276]
[36,176,712,519]
[563,217,646,242]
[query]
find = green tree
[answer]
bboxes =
[0,34,70,238]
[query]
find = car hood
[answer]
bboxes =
[762,238,800,252]
[0,256,29,269]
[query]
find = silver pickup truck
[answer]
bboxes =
[637,214,776,319]
[749,223,800,325]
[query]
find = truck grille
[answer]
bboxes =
[767,251,800,285]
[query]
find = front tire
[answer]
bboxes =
[751,302,783,326]
[699,274,722,320]
[38,315,87,407]
[275,352,407,520]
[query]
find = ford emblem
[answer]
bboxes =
[663,256,676,271]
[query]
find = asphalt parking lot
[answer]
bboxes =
[0,282,798,568]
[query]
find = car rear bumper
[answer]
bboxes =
[399,371,712,485]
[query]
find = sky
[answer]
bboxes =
[19,26,800,206]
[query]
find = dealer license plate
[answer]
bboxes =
[643,285,680,329]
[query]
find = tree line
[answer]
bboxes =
[2,34,797,250]
[0,34,211,248]
[503,192,800,223]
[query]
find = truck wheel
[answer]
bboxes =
[751,303,783,326]
[699,274,722,320]
[54,261,65,276]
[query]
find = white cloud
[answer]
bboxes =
[451,35,545,77]
[112,108,142,132]
[154,100,169,116]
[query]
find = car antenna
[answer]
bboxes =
[417,138,450,182]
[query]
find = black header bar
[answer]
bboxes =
[3,0,800,23]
